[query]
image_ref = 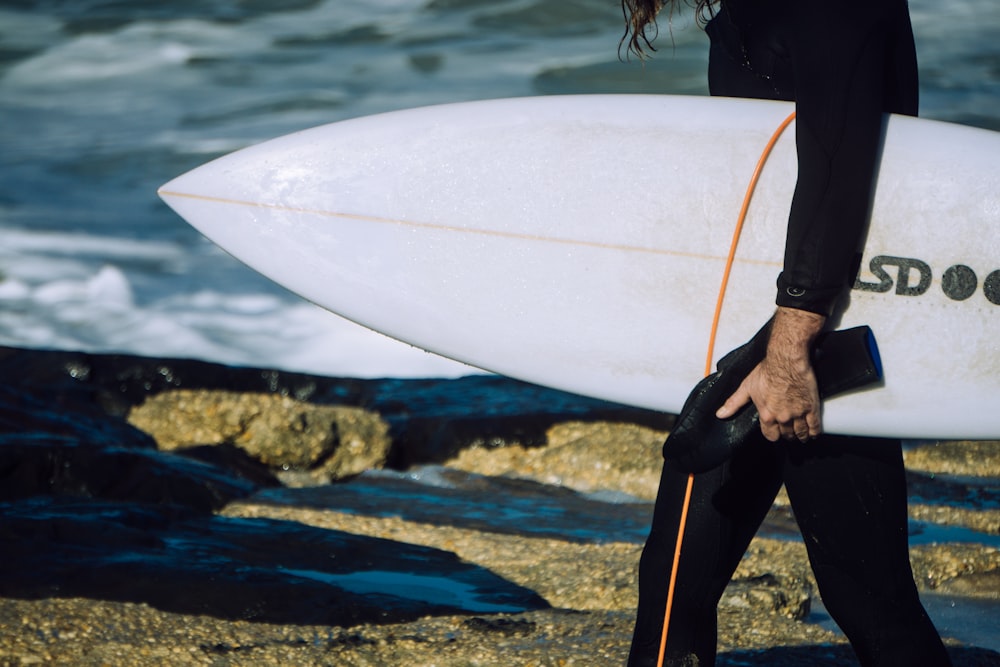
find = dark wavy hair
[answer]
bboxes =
[620,0,718,58]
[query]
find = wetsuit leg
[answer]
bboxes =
[783,435,952,667]
[629,436,784,666]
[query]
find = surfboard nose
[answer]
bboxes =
[158,167,210,211]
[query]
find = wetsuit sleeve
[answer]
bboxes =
[777,0,901,316]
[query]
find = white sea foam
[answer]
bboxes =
[0,229,473,378]
[0,273,474,378]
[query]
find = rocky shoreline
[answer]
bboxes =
[1,345,998,666]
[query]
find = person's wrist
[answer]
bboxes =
[768,307,825,361]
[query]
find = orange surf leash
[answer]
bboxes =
[655,111,796,667]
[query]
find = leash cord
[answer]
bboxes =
[655,110,797,667]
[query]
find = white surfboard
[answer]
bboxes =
[158,95,1000,440]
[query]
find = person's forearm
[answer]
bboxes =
[766,306,826,366]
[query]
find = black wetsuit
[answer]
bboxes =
[710,0,919,316]
[628,1,952,665]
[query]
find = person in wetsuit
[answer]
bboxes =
[620,1,953,665]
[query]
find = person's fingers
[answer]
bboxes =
[757,406,781,442]
[782,412,821,443]
[793,418,811,442]
[805,410,822,440]
[716,382,751,419]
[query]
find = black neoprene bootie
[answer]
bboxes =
[663,320,882,473]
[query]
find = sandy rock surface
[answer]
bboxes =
[128,389,391,482]
[2,348,998,666]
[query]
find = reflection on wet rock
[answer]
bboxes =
[0,496,547,624]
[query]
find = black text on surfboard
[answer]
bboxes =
[854,255,1000,305]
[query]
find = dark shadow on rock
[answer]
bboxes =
[0,496,549,625]
[0,384,266,512]
[176,442,282,489]
[0,434,264,512]
[719,644,1000,666]
[0,346,674,468]
[252,466,655,544]
[0,381,156,454]
[0,378,549,627]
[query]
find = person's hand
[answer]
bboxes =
[715,307,826,442]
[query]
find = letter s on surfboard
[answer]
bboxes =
[854,254,1000,305]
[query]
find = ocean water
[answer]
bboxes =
[1,0,997,378]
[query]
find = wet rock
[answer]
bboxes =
[0,382,155,454]
[176,442,280,488]
[244,466,655,544]
[720,573,812,621]
[2,598,997,667]
[906,441,1000,478]
[911,543,1000,591]
[127,390,391,481]
[0,345,672,469]
[0,496,548,626]
[446,420,667,501]
[463,616,538,637]
[365,376,672,468]
[1,344,999,664]
[0,385,259,511]
[934,570,1000,600]
[0,435,257,511]
[905,467,1000,536]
